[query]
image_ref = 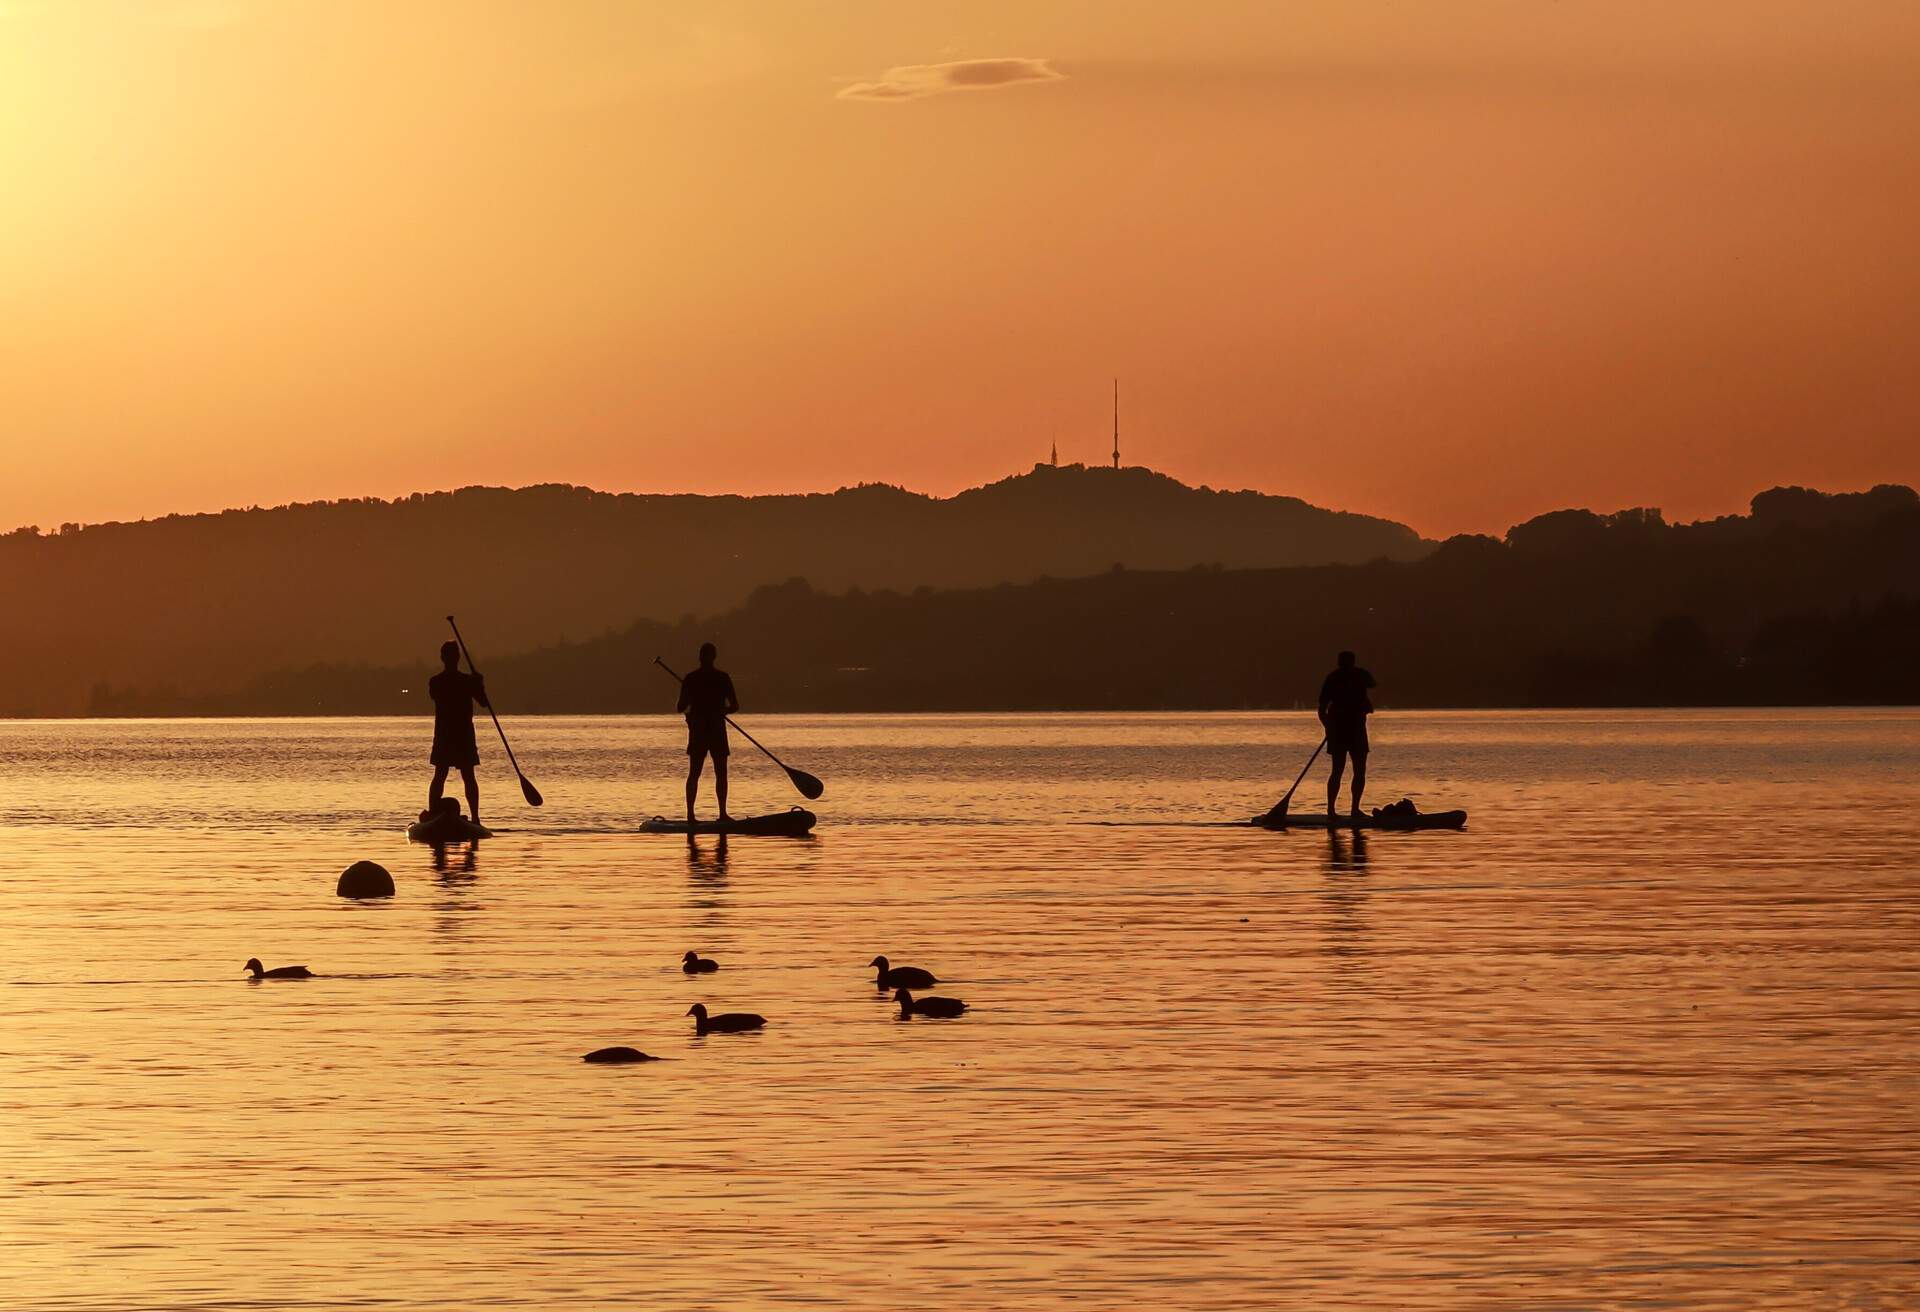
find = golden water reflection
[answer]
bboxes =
[0,710,1915,1309]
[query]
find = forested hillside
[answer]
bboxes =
[84,484,1919,713]
[0,465,1424,715]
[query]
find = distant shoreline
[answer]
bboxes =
[6,704,1913,723]
[11,481,1918,717]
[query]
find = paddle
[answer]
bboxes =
[654,656,825,801]
[1263,735,1326,822]
[446,616,544,807]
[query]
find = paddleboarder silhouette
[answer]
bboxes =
[678,642,739,824]
[428,639,489,824]
[1319,650,1376,818]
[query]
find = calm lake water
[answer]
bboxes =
[1,710,1916,1310]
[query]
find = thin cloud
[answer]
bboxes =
[3,0,244,21]
[839,58,1064,103]
[152,0,249,28]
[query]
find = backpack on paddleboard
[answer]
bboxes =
[418,796,463,825]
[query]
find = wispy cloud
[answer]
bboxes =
[152,0,248,29]
[1,0,243,21]
[838,58,1064,103]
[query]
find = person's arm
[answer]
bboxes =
[1317,675,1334,726]
[676,682,690,714]
[472,673,490,709]
[723,674,739,715]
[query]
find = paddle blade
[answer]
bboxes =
[788,767,825,801]
[519,773,545,807]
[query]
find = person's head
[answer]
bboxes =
[1337,650,1356,670]
[440,640,460,670]
[698,642,717,668]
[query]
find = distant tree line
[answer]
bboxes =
[83,483,1920,714]
[0,466,1421,715]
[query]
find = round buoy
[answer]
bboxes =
[336,860,394,898]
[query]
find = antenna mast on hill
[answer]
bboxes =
[1111,378,1120,469]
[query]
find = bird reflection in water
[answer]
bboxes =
[1321,827,1370,966]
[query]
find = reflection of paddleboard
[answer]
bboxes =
[640,808,816,837]
[407,803,493,843]
[1250,809,1466,831]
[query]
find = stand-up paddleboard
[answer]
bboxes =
[1251,809,1466,831]
[407,800,493,843]
[640,808,817,837]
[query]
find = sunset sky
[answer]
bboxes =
[3,0,1916,538]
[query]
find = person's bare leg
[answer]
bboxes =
[686,753,704,824]
[461,767,481,825]
[1349,752,1367,817]
[1326,751,1346,817]
[429,764,450,810]
[715,756,730,821]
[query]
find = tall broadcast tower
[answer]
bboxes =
[1111,378,1120,469]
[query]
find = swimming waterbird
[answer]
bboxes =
[244,958,312,979]
[870,955,937,990]
[687,1003,764,1034]
[894,988,967,1019]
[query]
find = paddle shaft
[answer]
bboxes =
[1277,736,1328,812]
[446,616,538,800]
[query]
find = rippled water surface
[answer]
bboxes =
[2,710,1917,1309]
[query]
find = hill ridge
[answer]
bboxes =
[0,464,1426,714]
[78,481,1920,714]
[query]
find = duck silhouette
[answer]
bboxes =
[870,955,936,990]
[687,1003,764,1035]
[583,1047,660,1064]
[244,958,311,979]
[895,987,967,1019]
[682,951,719,974]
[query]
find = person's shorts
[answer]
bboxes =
[1326,721,1369,757]
[687,721,729,759]
[431,728,479,768]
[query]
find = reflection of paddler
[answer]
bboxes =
[1326,825,1368,873]
[1318,650,1376,819]
[677,642,739,825]
[428,639,489,824]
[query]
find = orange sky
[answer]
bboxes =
[3,1,1917,539]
